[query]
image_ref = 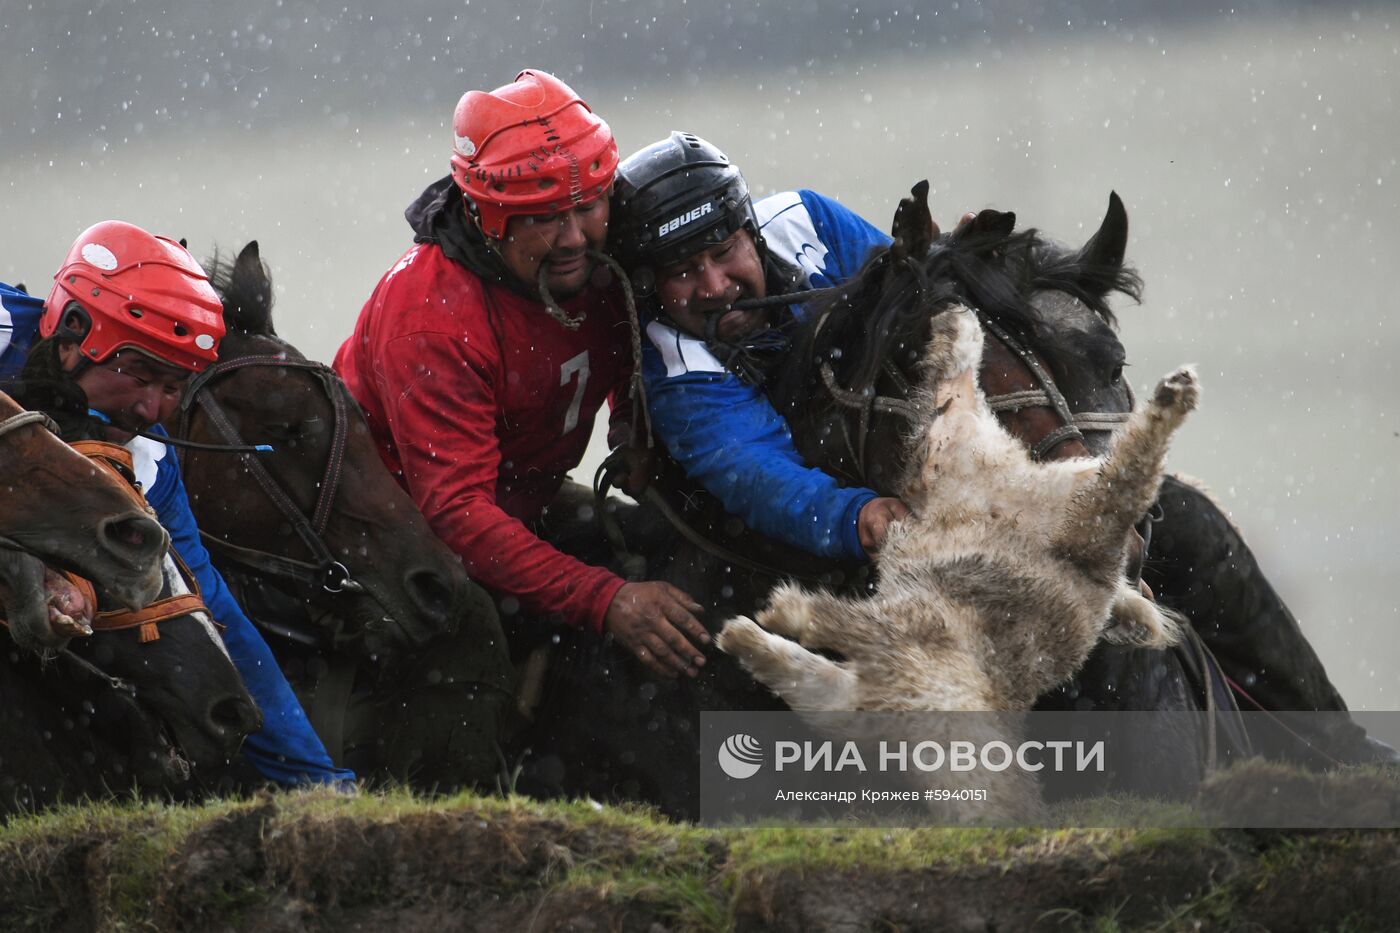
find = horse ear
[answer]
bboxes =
[233,240,265,286]
[1078,191,1129,269]
[889,180,937,263]
[226,241,275,335]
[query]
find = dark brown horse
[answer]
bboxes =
[0,389,167,611]
[516,188,1249,816]
[0,441,259,812]
[173,243,510,789]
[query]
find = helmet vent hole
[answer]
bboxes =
[172,324,188,337]
[537,179,556,191]
[91,288,101,297]
[590,160,600,172]
[492,182,507,193]
[128,308,143,319]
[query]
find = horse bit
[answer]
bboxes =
[177,354,363,596]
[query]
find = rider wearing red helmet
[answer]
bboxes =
[335,70,708,682]
[43,220,225,375]
[13,220,354,789]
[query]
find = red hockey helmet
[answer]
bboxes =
[449,69,619,239]
[42,221,225,372]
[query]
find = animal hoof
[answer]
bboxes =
[1152,366,1200,413]
[925,305,983,377]
[716,616,761,656]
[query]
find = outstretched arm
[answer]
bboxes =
[644,337,884,560]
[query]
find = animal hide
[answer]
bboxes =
[718,307,1198,820]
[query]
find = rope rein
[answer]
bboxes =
[0,409,60,439]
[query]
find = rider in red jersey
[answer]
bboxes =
[335,70,708,680]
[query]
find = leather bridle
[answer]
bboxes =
[812,303,1134,479]
[177,354,363,596]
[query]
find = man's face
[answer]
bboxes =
[494,196,611,299]
[60,345,192,443]
[654,228,767,343]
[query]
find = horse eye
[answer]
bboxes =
[1110,365,1124,385]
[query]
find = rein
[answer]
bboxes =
[0,409,61,439]
[593,455,835,586]
[810,301,1132,475]
[177,354,363,596]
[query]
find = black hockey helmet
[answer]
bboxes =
[609,131,761,292]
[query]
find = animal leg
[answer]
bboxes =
[757,582,877,656]
[902,308,998,504]
[919,306,983,409]
[1054,366,1199,576]
[718,616,859,711]
[1104,582,1183,648]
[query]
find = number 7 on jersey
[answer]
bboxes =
[560,350,590,435]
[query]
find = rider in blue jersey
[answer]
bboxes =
[0,282,44,380]
[610,132,908,560]
[8,221,353,788]
[612,138,1400,770]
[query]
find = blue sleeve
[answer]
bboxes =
[756,190,893,298]
[144,439,354,787]
[1,282,44,381]
[644,344,875,560]
[794,190,894,289]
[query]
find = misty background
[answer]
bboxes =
[3,1,1397,708]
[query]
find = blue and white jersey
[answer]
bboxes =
[1,283,44,380]
[132,426,354,787]
[641,190,892,560]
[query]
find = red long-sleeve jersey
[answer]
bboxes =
[334,240,632,632]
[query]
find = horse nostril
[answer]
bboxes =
[209,696,261,736]
[404,567,458,633]
[98,513,167,563]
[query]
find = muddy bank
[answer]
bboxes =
[2,767,1399,931]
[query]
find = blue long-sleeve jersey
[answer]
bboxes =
[130,426,354,787]
[641,190,893,560]
[1,283,43,380]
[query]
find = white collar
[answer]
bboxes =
[125,433,169,493]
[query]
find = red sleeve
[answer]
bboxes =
[373,327,624,633]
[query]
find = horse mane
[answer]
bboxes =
[772,220,1143,414]
[204,241,276,337]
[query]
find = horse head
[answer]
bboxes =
[1020,191,1138,457]
[0,445,260,799]
[62,547,262,783]
[775,185,1143,491]
[0,390,168,608]
[176,241,472,657]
